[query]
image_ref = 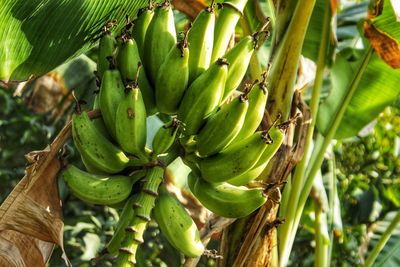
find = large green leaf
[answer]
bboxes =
[0,0,150,81]
[317,49,400,139]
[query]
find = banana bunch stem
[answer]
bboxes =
[116,166,164,266]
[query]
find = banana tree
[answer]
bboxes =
[1,0,400,266]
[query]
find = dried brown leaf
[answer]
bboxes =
[364,21,400,68]
[0,109,100,267]
[172,0,207,21]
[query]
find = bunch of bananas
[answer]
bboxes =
[60,0,286,264]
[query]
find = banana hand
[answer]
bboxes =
[178,58,229,135]
[196,93,248,157]
[198,131,271,182]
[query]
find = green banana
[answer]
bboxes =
[115,82,147,159]
[92,93,112,140]
[153,185,204,257]
[188,172,267,218]
[80,154,106,175]
[177,58,229,135]
[196,93,249,157]
[227,127,285,186]
[211,0,249,62]
[198,131,271,183]
[72,111,130,174]
[152,118,180,156]
[117,166,164,266]
[98,68,125,139]
[233,74,269,141]
[61,165,138,205]
[155,30,189,114]
[116,35,141,83]
[187,2,215,83]
[222,34,258,101]
[116,34,157,115]
[138,67,157,115]
[143,0,177,83]
[132,2,155,61]
[97,23,117,79]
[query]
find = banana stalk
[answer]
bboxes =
[116,166,164,266]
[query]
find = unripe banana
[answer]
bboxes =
[187,2,215,83]
[132,3,155,60]
[211,0,249,62]
[138,67,157,115]
[116,35,141,83]
[115,82,147,159]
[196,93,248,157]
[117,166,164,265]
[98,68,125,139]
[153,185,204,257]
[227,127,285,186]
[188,172,267,218]
[97,24,117,79]
[92,93,112,140]
[143,0,177,83]
[233,74,268,141]
[155,31,189,114]
[80,154,106,175]
[61,165,138,205]
[177,58,229,135]
[198,131,271,182]
[116,34,157,115]
[222,34,257,101]
[72,111,130,174]
[152,118,180,156]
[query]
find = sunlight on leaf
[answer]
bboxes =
[0,0,151,81]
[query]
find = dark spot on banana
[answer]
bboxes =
[127,108,135,119]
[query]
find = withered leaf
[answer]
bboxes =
[0,110,100,267]
[364,21,400,68]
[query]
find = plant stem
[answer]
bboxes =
[327,157,337,265]
[266,0,316,121]
[314,202,329,267]
[294,46,373,232]
[116,166,164,266]
[279,46,373,267]
[364,211,400,267]
[278,2,330,265]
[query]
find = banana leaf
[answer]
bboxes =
[0,0,151,81]
[317,48,400,139]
